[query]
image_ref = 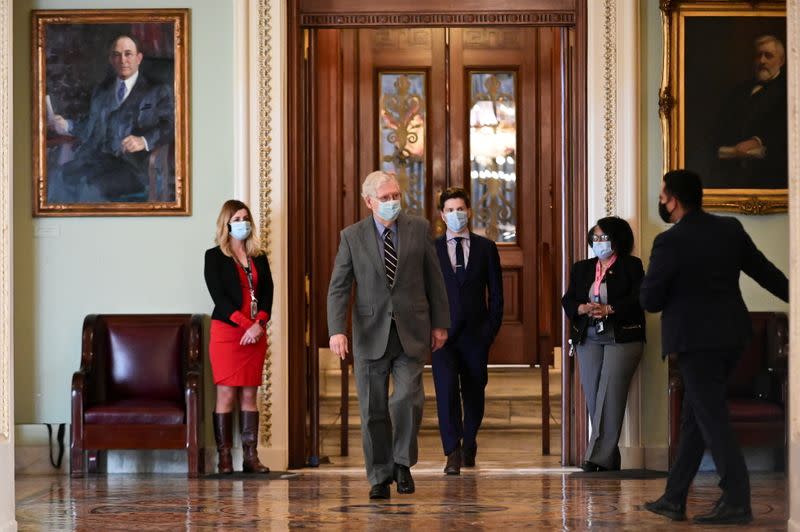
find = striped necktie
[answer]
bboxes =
[383,227,397,287]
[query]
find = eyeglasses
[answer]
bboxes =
[590,234,611,243]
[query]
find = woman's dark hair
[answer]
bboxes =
[586,216,634,256]
[438,187,471,210]
[663,169,703,211]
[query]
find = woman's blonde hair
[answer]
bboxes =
[215,199,263,257]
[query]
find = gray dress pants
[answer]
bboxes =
[354,323,425,486]
[576,328,643,469]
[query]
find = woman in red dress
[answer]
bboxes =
[204,200,273,474]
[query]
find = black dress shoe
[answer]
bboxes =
[369,481,391,500]
[643,496,687,521]
[692,502,753,525]
[462,445,476,468]
[580,461,600,472]
[444,447,462,475]
[393,464,415,494]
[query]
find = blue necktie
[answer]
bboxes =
[454,237,466,284]
[117,80,126,103]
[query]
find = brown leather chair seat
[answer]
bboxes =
[85,399,185,425]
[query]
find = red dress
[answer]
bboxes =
[209,262,268,386]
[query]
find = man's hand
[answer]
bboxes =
[240,322,264,346]
[734,138,762,155]
[431,328,448,351]
[48,114,70,136]
[330,334,349,360]
[121,135,147,153]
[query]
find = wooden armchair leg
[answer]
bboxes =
[71,447,85,478]
[187,444,200,478]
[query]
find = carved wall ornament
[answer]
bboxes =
[258,0,274,446]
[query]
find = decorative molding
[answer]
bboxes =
[602,0,617,216]
[299,12,576,28]
[0,0,9,440]
[787,1,799,529]
[258,0,274,447]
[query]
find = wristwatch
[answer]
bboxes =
[258,319,268,328]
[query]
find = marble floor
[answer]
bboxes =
[15,431,787,531]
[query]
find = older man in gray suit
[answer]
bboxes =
[328,171,450,499]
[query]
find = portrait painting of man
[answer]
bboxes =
[683,17,787,190]
[33,11,190,216]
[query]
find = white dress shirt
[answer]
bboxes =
[445,228,471,272]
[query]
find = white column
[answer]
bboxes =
[0,0,15,528]
[786,2,800,529]
[587,0,644,469]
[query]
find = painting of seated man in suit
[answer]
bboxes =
[683,16,787,191]
[33,11,189,216]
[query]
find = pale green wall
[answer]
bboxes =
[13,0,234,423]
[639,2,790,448]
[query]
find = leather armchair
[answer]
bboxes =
[668,312,788,468]
[71,314,204,477]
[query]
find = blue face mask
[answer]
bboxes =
[376,199,401,222]
[229,221,252,241]
[592,241,614,260]
[444,210,468,232]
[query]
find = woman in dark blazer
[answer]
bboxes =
[561,216,645,472]
[204,199,274,474]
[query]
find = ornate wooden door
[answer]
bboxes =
[347,27,565,366]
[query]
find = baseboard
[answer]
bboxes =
[18,443,288,475]
[643,446,668,471]
[15,444,68,475]
[619,446,645,469]
[206,447,288,473]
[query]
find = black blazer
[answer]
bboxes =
[435,232,504,344]
[562,254,646,345]
[204,246,274,327]
[640,210,788,357]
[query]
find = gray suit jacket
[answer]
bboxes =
[327,213,450,360]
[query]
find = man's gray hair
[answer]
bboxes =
[755,34,785,58]
[361,171,398,199]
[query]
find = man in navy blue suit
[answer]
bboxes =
[49,34,174,203]
[432,187,503,475]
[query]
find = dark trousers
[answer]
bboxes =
[431,334,489,455]
[664,349,750,507]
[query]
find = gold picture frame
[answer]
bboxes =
[659,1,787,214]
[32,9,190,216]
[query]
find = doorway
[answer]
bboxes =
[286,1,588,469]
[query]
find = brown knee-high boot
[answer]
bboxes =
[240,410,270,473]
[213,412,234,474]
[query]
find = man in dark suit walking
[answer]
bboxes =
[432,187,503,475]
[640,169,788,525]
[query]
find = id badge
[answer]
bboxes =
[250,296,258,320]
[595,320,605,335]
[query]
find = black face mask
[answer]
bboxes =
[658,199,673,224]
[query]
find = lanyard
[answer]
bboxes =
[593,255,617,297]
[240,257,258,319]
